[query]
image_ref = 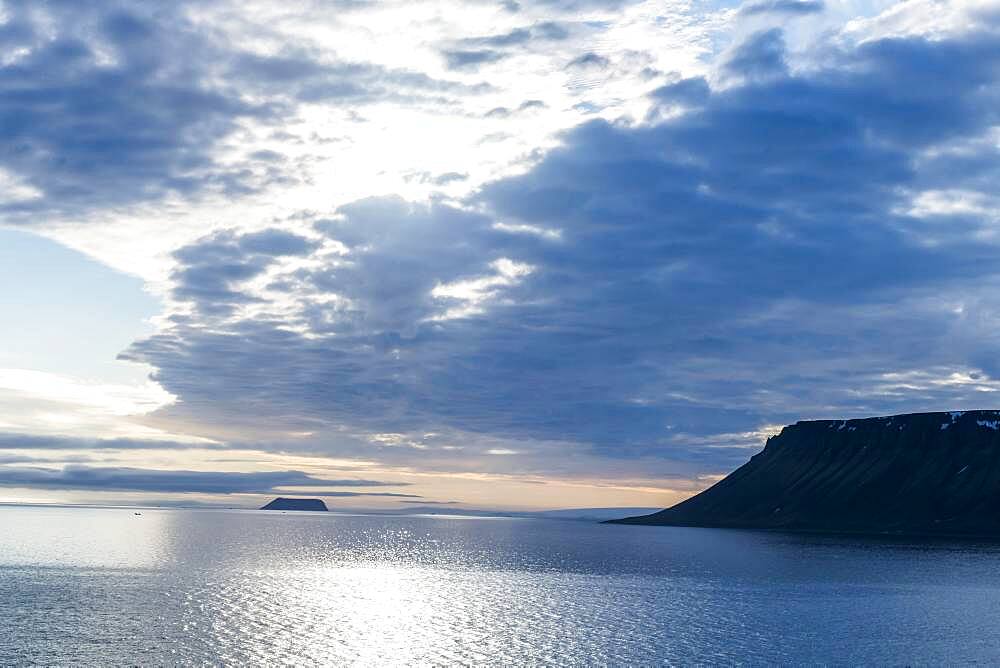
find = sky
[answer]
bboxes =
[1,0,1000,511]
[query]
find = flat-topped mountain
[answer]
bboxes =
[610,411,1000,536]
[260,497,328,512]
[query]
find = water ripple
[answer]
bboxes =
[3,506,1000,664]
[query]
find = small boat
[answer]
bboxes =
[134,512,142,516]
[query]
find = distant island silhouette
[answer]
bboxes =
[609,411,1000,536]
[260,497,328,512]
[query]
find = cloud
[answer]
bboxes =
[739,0,825,16]
[484,99,548,118]
[0,433,216,451]
[404,171,469,186]
[459,27,535,48]
[0,464,415,495]
[567,52,611,69]
[721,28,788,80]
[238,230,319,256]
[0,1,487,221]
[649,77,711,109]
[452,22,572,49]
[0,454,87,465]
[229,50,486,104]
[118,19,1000,480]
[442,49,507,70]
[439,20,578,72]
[0,2,272,219]
[526,0,643,10]
[403,500,460,505]
[169,228,319,317]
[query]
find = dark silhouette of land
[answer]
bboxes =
[609,411,1000,536]
[260,497,328,511]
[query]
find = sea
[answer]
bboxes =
[3,504,1000,665]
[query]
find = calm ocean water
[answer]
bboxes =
[2,505,1000,664]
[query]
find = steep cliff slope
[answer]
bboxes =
[611,411,1000,535]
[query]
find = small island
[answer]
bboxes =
[609,410,1000,537]
[260,497,328,512]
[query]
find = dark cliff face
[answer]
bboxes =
[260,497,328,512]
[611,411,1000,536]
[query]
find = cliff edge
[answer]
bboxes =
[609,411,1000,536]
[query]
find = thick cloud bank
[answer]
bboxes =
[122,17,1000,477]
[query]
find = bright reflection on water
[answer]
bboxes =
[4,506,1000,664]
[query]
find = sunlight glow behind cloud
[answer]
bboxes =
[1,0,1000,508]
